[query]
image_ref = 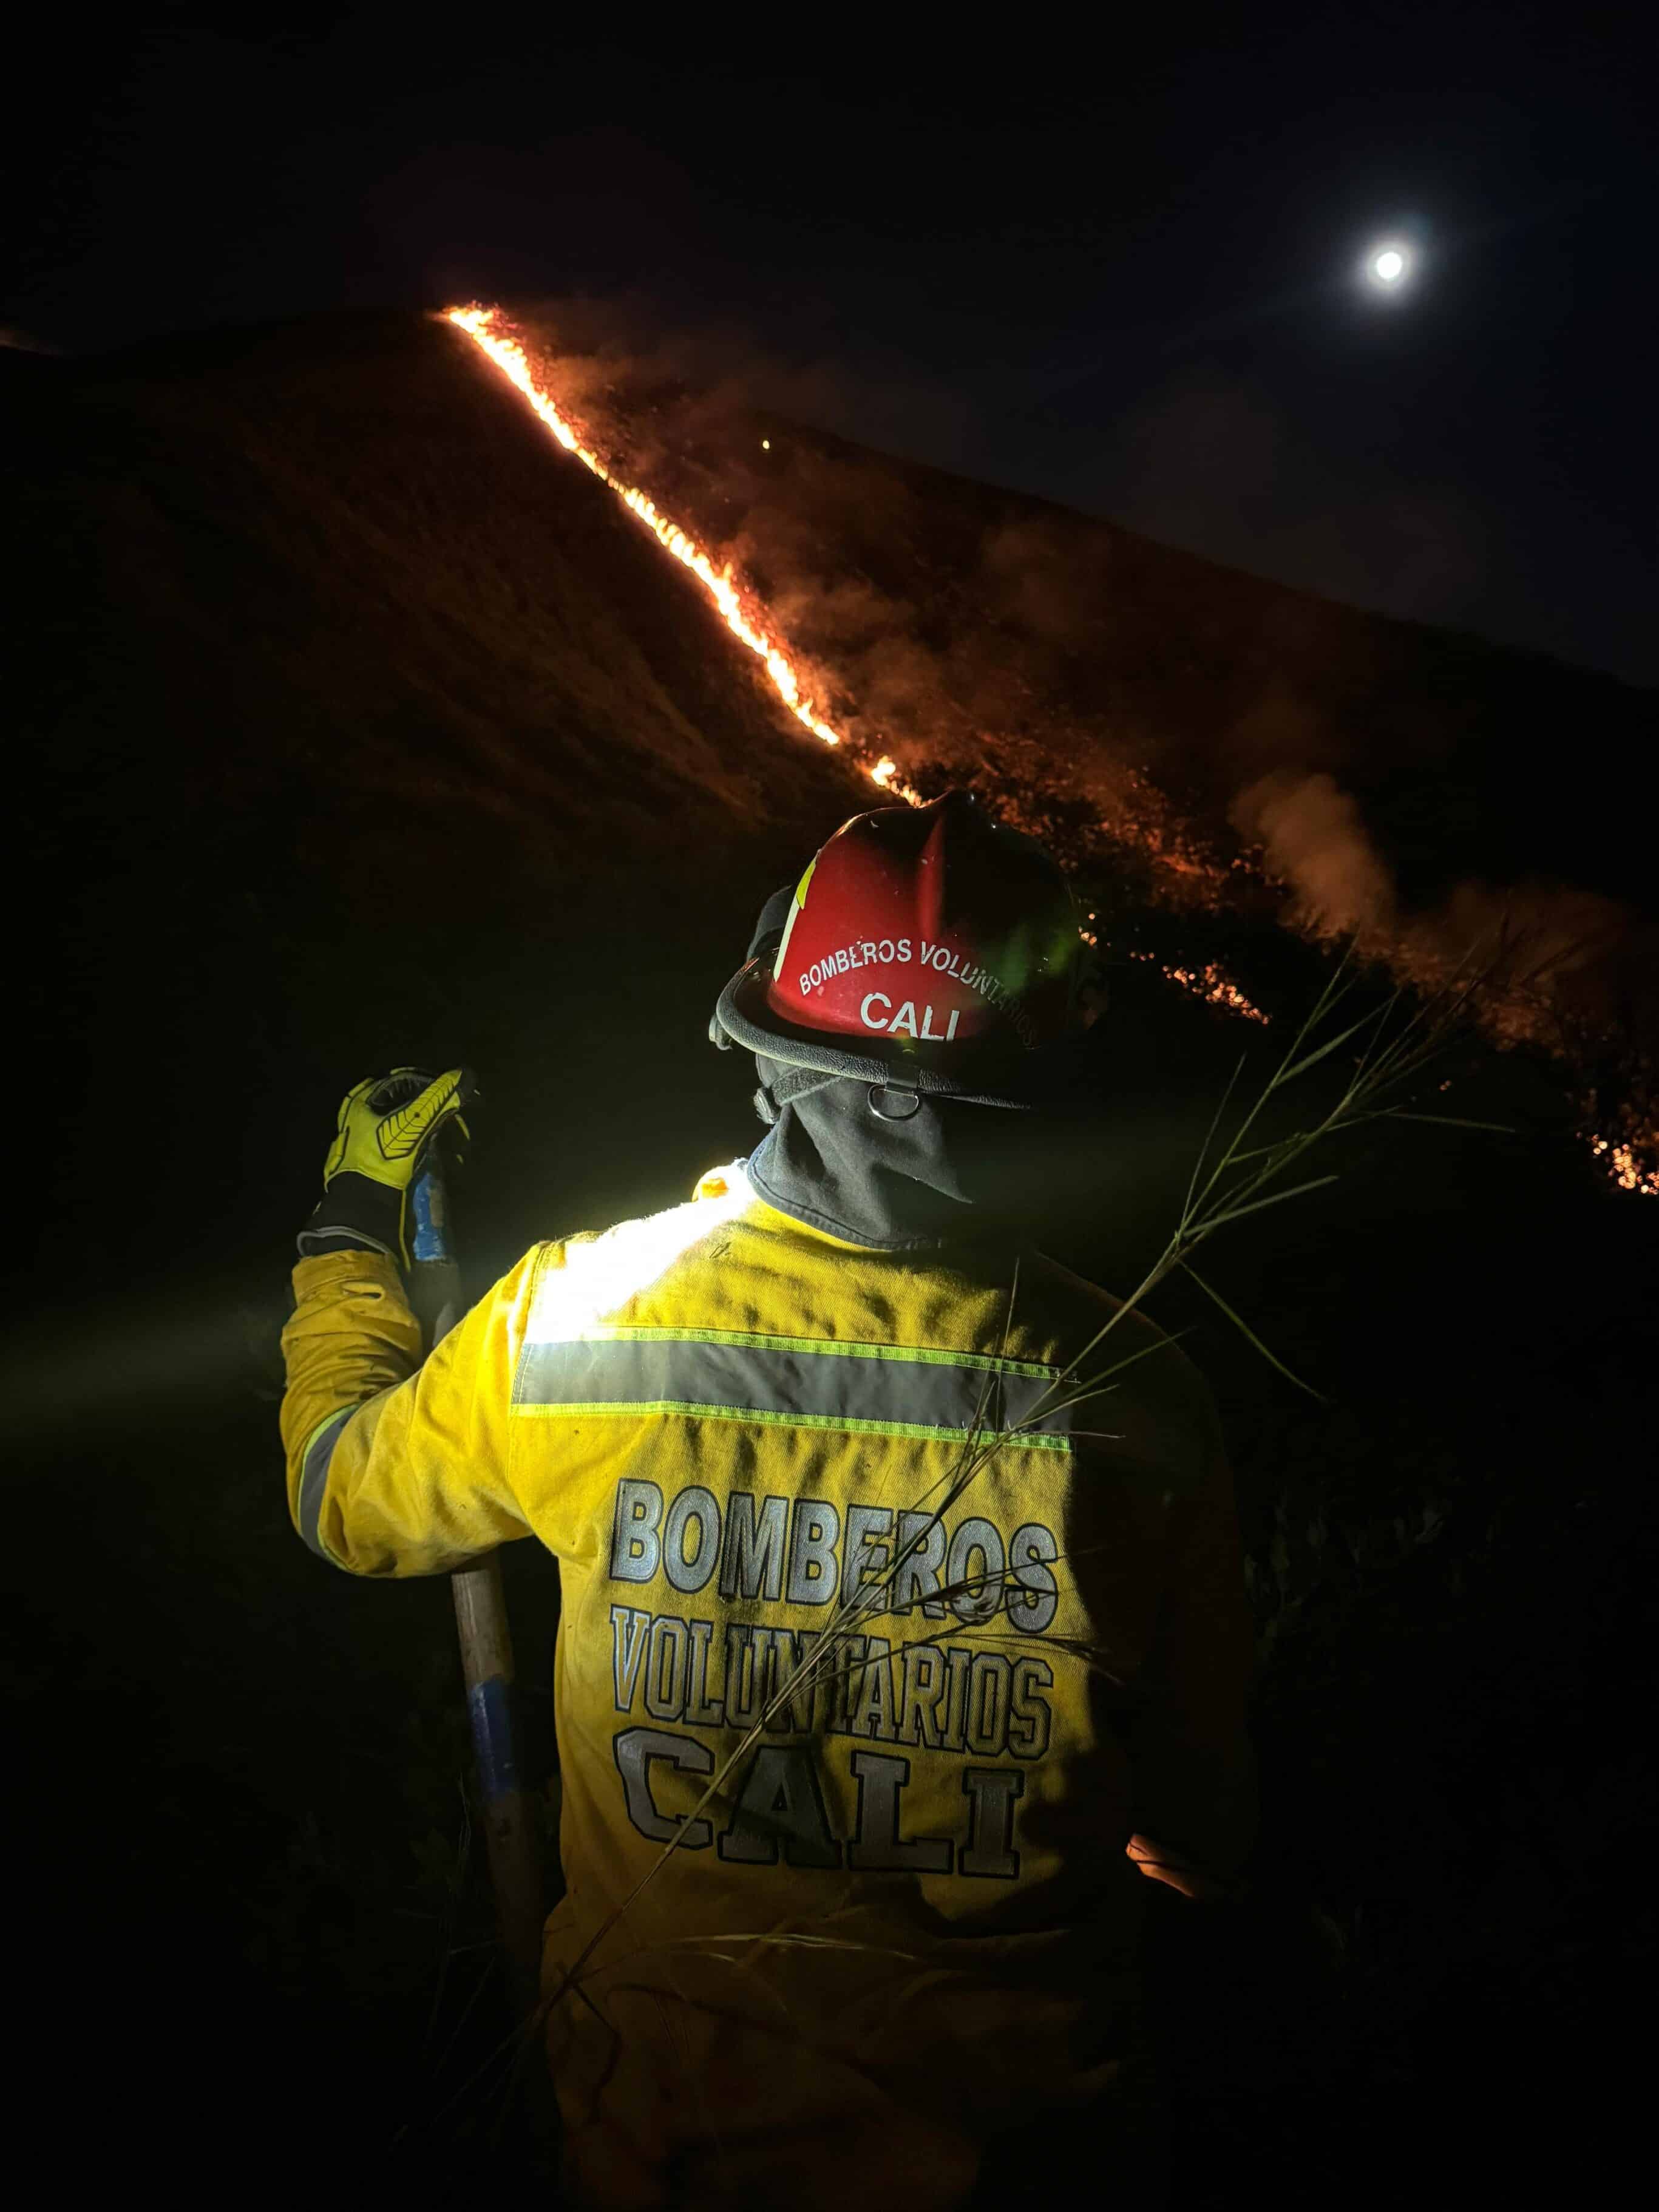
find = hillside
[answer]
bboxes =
[460,305,1659,1152]
[6,313,871,1281]
[520,305,1656,909]
[7,310,1655,2205]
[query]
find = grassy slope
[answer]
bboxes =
[554,345,1657,910]
[7,313,868,2193]
[8,313,870,1267]
[6,313,1655,2202]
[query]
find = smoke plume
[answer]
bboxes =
[1231,771,1396,939]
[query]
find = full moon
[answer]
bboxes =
[1366,241,1413,289]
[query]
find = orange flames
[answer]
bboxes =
[869,755,925,804]
[1130,951,1270,1024]
[441,305,1651,1187]
[444,305,1262,1022]
[1587,1135,1659,1198]
[447,307,853,760]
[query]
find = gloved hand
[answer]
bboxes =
[298,1067,477,1267]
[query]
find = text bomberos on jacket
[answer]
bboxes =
[600,1478,1062,1878]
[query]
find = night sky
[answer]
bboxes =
[8,6,1652,683]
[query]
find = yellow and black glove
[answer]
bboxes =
[297,1067,477,1267]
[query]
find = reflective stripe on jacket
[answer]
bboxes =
[280,1163,1255,2204]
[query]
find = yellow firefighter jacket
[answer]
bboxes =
[280,1164,1254,2210]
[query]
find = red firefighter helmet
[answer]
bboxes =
[714,792,1084,1103]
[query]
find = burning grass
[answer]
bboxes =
[444,302,1658,1197]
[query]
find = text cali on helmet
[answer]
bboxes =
[712,790,1089,1116]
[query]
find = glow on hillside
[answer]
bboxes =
[446,306,849,758]
[1588,1135,1659,1198]
[869,755,924,803]
[439,306,1480,1072]
[1130,951,1269,1024]
[444,305,1659,1192]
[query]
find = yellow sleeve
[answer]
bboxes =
[279,1244,546,1578]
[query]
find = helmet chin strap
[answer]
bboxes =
[751,1071,926,1127]
[867,1084,922,1121]
[752,1059,927,1135]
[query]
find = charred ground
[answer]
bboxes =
[7,311,1654,2204]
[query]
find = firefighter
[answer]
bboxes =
[280,790,1255,2210]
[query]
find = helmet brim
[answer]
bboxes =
[714,960,1031,1109]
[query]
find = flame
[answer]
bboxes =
[447,306,858,762]
[1130,951,1269,1024]
[869,755,925,804]
[448,307,1267,1039]
[444,304,1649,1190]
[1587,1135,1659,1198]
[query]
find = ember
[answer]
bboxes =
[1130,950,1270,1024]
[1588,1135,1659,1198]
